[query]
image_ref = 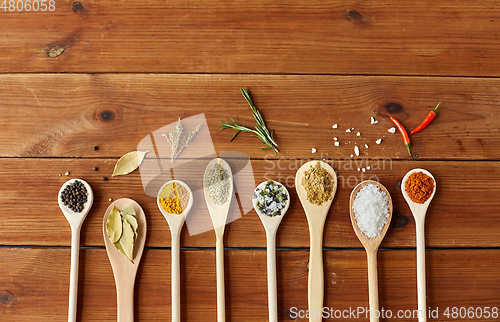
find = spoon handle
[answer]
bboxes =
[308,231,324,322]
[68,227,81,322]
[171,232,181,322]
[115,273,135,322]
[416,218,427,322]
[216,235,226,322]
[266,230,278,322]
[367,249,379,322]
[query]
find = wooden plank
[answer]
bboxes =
[0,248,498,321]
[0,158,498,248]
[0,74,499,160]
[1,1,500,76]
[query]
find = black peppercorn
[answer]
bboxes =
[93,146,98,151]
[102,176,107,181]
[93,167,98,171]
[60,180,88,213]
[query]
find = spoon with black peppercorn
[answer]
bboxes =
[58,179,94,322]
[252,180,290,322]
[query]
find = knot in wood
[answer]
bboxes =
[46,45,66,58]
[0,290,18,307]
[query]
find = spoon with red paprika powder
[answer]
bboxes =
[401,169,436,322]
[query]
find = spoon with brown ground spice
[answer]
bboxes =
[401,168,436,322]
[295,161,337,322]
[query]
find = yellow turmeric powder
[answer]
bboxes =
[158,182,190,214]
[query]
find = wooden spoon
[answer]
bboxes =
[252,180,290,322]
[401,169,436,322]
[157,180,194,322]
[349,180,393,322]
[103,198,147,322]
[58,178,94,322]
[295,161,337,322]
[203,158,233,322]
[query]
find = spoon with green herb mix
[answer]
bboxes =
[58,179,94,322]
[203,158,233,322]
[295,161,337,322]
[252,180,290,322]
[157,180,193,322]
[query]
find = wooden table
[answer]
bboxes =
[1,1,500,321]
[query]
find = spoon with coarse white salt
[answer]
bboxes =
[401,169,436,322]
[349,180,393,322]
[203,158,233,322]
[157,180,193,322]
[252,180,290,322]
[58,179,94,322]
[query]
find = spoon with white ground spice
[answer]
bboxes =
[252,180,290,322]
[203,158,233,322]
[349,180,393,322]
[401,169,436,322]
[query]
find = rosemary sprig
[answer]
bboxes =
[221,88,279,155]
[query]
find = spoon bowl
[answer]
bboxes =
[103,198,147,322]
[401,168,436,322]
[295,160,337,322]
[157,180,193,322]
[203,158,233,322]
[349,180,393,322]
[58,178,94,322]
[252,180,290,322]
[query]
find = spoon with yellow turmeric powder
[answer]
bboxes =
[157,180,193,322]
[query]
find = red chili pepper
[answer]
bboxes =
[411,102,440,134]
[390,116,411,156]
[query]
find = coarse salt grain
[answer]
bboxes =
[388,127,396,133]
[356,132,361,136]
[365,144,369,148]
[352,184,390,238]
[370,117,379,124]
[332,124,338,129]
[312,148,317,153]
[334,142,340,146]
[367,166,371,170]
[362,168,366,172]
[334,137,338,140]
[376,139,382,144]
[354,146,360,156]
[346,129,351,133]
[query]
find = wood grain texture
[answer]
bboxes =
[0,74,499,160]
[0,158,498,248]
[0,248,498,321]
[1,1,500,76]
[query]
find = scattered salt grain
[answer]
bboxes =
[65,172,70,176]
[350,154,354,158]
[367,166,371,170]
[354,146,360,156]
[332,124,338,129]
[370,117,379,124]
[311,148,317,153]
[334,142,340,146]
[346,129,351,133]
[352,184,390,238]
[362,168,366,172]
[356,132,361,136]
[352,127,354,130]
[357,168,361,171]
[376,139,382,144]
[365,144,369,149]
[388,127,396,133]
[334,137,338,140]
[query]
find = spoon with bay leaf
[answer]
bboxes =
[295,161,337,322]
[58,178,94,322]
[157,180,193,322]
[103,198,147,322]
[349,180,393,322]
[203,158,233,322]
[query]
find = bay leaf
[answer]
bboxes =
[112,151,149,176]
[113,241,129,262]
[119,221,135,261]
[106,206,122,243]
[121,204,136,218]
[123,214,138,240]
